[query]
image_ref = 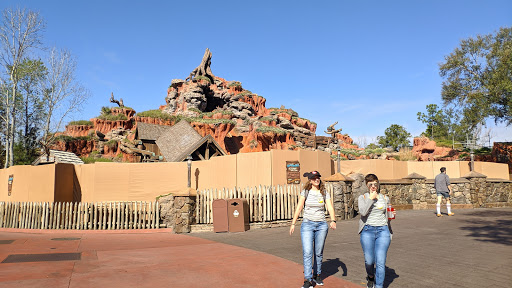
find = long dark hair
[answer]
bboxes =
[304,180,326,196]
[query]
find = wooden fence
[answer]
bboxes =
[196,183,335,224]
[0,201,159,230]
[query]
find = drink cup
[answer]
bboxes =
[387,206,396,220]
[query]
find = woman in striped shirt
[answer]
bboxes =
[358,173,396,288]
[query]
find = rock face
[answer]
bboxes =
[54,49,370,162]
[412,137,459,161]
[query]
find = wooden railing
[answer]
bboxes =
[196,183,335,224]
[0,201,160,230]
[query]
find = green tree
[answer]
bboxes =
[439,26,512,128]
[15,58,47,165]
[417,104,449,139]
[377,124,412,151]
[0,7,45,168]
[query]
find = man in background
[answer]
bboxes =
[434,167,454,217]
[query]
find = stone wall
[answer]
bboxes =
[378,176,511,209]
[158,193,196,233]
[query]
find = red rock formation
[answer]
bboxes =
[92,119,134,135]
[65,125,94,137]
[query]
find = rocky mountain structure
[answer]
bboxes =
[54,49,358,162]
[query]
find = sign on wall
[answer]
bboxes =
[286,161,300,184]
[8,174,13,196]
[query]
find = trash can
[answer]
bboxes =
[212,199,228,233]
[227,199,250,232]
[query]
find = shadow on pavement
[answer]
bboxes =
[463,210,512,218]
[323,257,347,277]
[384,266,399,288]
[460,219,512,246]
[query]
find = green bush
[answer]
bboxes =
[188,107,202,113]
[256,126,290,135]
[105,140,118,149]
[97,113,128,121]
[186,118,236,125]
[136,109,174,121]
[228,81,242,88]
[259,116,276,122]
[194,75,211,82]
[68,120,93,126]
[81,156,113,164]
[101,106,112,115]
[202,109,234,117]
[55,135,93,143]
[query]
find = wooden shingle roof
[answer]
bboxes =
[136,122,172,141]
[32,150,84,165]
[156,120,226,162]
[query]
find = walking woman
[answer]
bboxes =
[358,173,396,288]
[290,171,337,288]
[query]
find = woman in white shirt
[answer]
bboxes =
[290,171,337,288]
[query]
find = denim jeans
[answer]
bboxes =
[360,225,391,288]
[300,219,329,281]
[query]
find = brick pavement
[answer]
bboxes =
[194,208,512,288]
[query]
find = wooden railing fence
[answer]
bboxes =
[196,183,335,224]
[0,201,159,230]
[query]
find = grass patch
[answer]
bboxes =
[105,140,118,149]
[136,109,174,121]
[268,108,299,117]
[259,116,276,122]
[68,120,93,126]
[97,114,128,121]
[186,118,236,125]
[202,109,234,117]
[256,126,290,135]
[228,81,242,88]
[81,156,113,164]
[194,75,211,82]
[395,147,416,161]
[55,135,93,143]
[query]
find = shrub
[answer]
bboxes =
[136,109,173,121]
[55,135,93,143]
[68,120,93,126]
[105,140,118,149]
[80,156,113,164]
[97,113,128,121]
[228,81,242,88]
[259,116,276,122]
[186,118,236,125]
[202,109,234,117]
[396,147,416,161]
[194,75,211,82]
[188,107,202,113]
[255,126,290,135]
[101,106,112,115]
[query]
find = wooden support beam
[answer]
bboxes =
[205,143,210,160]
[195,150,205,160]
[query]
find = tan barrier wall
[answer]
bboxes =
[271,150,299,185]
[0,164,56,202]
[192,154,237,191]
[237,151,273,188]
[3,152,508,203]
[340,159,509,180]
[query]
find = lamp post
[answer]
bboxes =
[337,148,341,173]
[187,155,192,188]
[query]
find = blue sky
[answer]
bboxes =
[2,0,511,145]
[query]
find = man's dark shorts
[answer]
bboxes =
[437,191,450,198]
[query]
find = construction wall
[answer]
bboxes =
[0,164,56,202]
[2,152,509,203]
[340,159,509,180]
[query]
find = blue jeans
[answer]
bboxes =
[300,219,329,281]
[360,225,391,288]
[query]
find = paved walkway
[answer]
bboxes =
[0,208,511,287]
[0,229,356,287]
[196,207,512,288]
